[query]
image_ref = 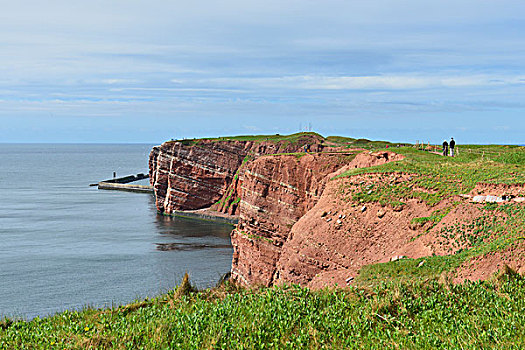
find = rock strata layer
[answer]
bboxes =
[231,153,354,286]
[149,134,324,214]
[230,151,404,286]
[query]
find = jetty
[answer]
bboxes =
[90,173,154,193]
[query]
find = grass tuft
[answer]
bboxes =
[174,272,197,299]
[78,334,114,349]
[0,318,13,330]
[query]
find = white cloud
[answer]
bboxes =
[203,74,525,91]
[100,79,141,85]
[109,87,246,93]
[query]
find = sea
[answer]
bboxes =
[0,144,233,319]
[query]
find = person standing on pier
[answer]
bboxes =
[450,137,456,157]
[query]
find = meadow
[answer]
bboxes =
[2,271,525,349]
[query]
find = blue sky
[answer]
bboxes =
[1,0,524,144]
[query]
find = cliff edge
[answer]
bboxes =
[149,135,525,288]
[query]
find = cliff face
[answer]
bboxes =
[275,174,432,288]
[149,134,324,214]
[230,153,355,286]
[149,138,414,287]
[150,137,525,288]
[149,140,252,213]
[148,137,409,287]
[230,151,404,286]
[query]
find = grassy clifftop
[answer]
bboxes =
[165,132,402,150]
[167,132,325,147]
[340,145,525,195]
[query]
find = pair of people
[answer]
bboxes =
[442,138,456,156]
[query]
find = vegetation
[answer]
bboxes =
[339,145,525,207]
[209,132,323,143]
[410,206,452,227]
[325,136,403,150]
[170,132,403,151]
[339,144,525,294]
[2,271,525,349]
[169,132,324,147]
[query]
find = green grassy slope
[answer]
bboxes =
[167,132,403,150]
[337,145,525,286]
[339,145,525,204]
[2,273,525,349]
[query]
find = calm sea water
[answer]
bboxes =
[0,144,233,319]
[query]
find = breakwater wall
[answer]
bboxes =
[91,173,153,193]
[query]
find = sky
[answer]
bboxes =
[1,0,524,144]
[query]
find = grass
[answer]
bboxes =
[410,206,452,227]
[3,273,525,349]
[338,145,525,207]
[168,132,325,146]
[169,132,406,151]
[325,136,405,150]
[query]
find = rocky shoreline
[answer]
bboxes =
[167,207,239,225]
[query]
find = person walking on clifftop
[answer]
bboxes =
[442,140,449,156]
[450,137,456,157]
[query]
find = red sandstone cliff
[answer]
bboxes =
[230,153,356,285]
[150,137,525,288]
[275,173,432,288]
[149,134,324,214]
[148,137,411,287]
[230,151,404,286]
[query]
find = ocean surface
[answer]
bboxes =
[0,144,233,319]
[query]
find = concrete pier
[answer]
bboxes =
[91,173,154,193]
[91,173,149,185]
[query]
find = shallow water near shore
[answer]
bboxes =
[0,144,233,319]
